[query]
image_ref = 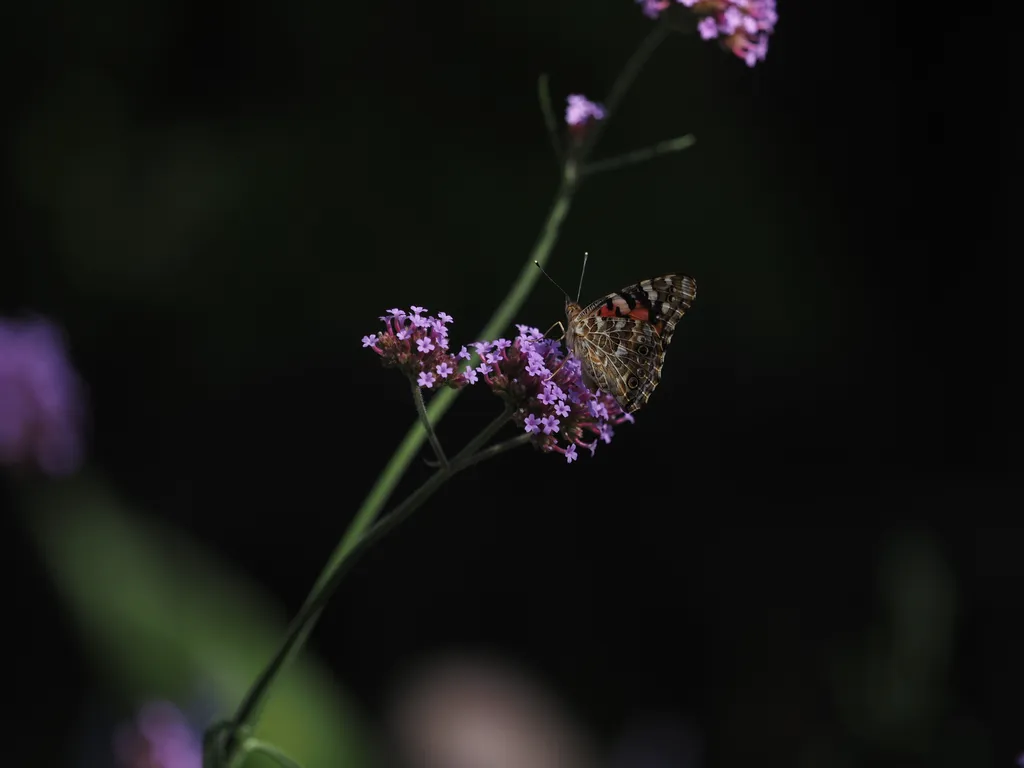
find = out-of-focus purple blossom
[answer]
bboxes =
[0,317,84,475]
[697,16,719,39]
[637,0,671,18]
[365,307,475,391]
[639,0,777,66]
[565,94,607,129]
[113,700,201,768]
[473,326,634,462]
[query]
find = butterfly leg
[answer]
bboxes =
[545,350,574,381]
[542,321,566,340]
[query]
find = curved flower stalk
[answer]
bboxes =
[206,1,779,761]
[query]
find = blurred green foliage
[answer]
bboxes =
[24,474,373,768]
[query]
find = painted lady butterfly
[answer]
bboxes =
[562,274,696,413]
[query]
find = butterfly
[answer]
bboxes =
[562,274,697,414]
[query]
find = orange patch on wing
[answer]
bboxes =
[598,305,650,321]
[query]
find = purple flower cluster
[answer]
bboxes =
[472,324,634,463]
[638,0,778,66]
[113,700,201,768]
[0,317,84,475]
[363,311,636,462]
[363,307,474,390]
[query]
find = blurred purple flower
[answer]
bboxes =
[113,700,201,768]
[637,0,671,18]
[0,317,84,475]
[474,325,634,462]
[365,307,475,391]
[639,0,778,66]
[565,94,606,128]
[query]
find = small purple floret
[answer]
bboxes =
[565,94,607,127]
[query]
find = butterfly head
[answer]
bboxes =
[564,297,582,322]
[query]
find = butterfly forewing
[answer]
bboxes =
[565,274,696,413]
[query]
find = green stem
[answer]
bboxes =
[311,20,670,609]
[411,379,448,470]
[317,167,577,589]
[213,24,673,765]
[219,419,521,766]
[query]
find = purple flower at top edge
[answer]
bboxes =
[472,325,634,462]
[565,94,607,128]
[0,316,84,476]
[639,0,778,66]
[364,307,477,391]
[113,700,202,768]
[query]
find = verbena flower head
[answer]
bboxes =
[0,316,84,475]
[565,94,607,134]
[113,700,202,768]
[473,325,634,463]
[364,307,474,390]
[640,0,778,66]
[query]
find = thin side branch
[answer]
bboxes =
[452,404,515,465]
[242,739,306,768]
[411,379,448,470]
[583,133,697,177]
[451,433,533,473]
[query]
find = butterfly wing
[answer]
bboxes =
[568,275,696,413]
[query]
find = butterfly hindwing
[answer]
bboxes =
[567,274,696,413]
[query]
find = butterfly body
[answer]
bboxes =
[563,274,696,413]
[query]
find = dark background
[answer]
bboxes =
[2,1,1015,767]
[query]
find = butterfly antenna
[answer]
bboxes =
[575,251,589,303]
[533,260,571,302]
